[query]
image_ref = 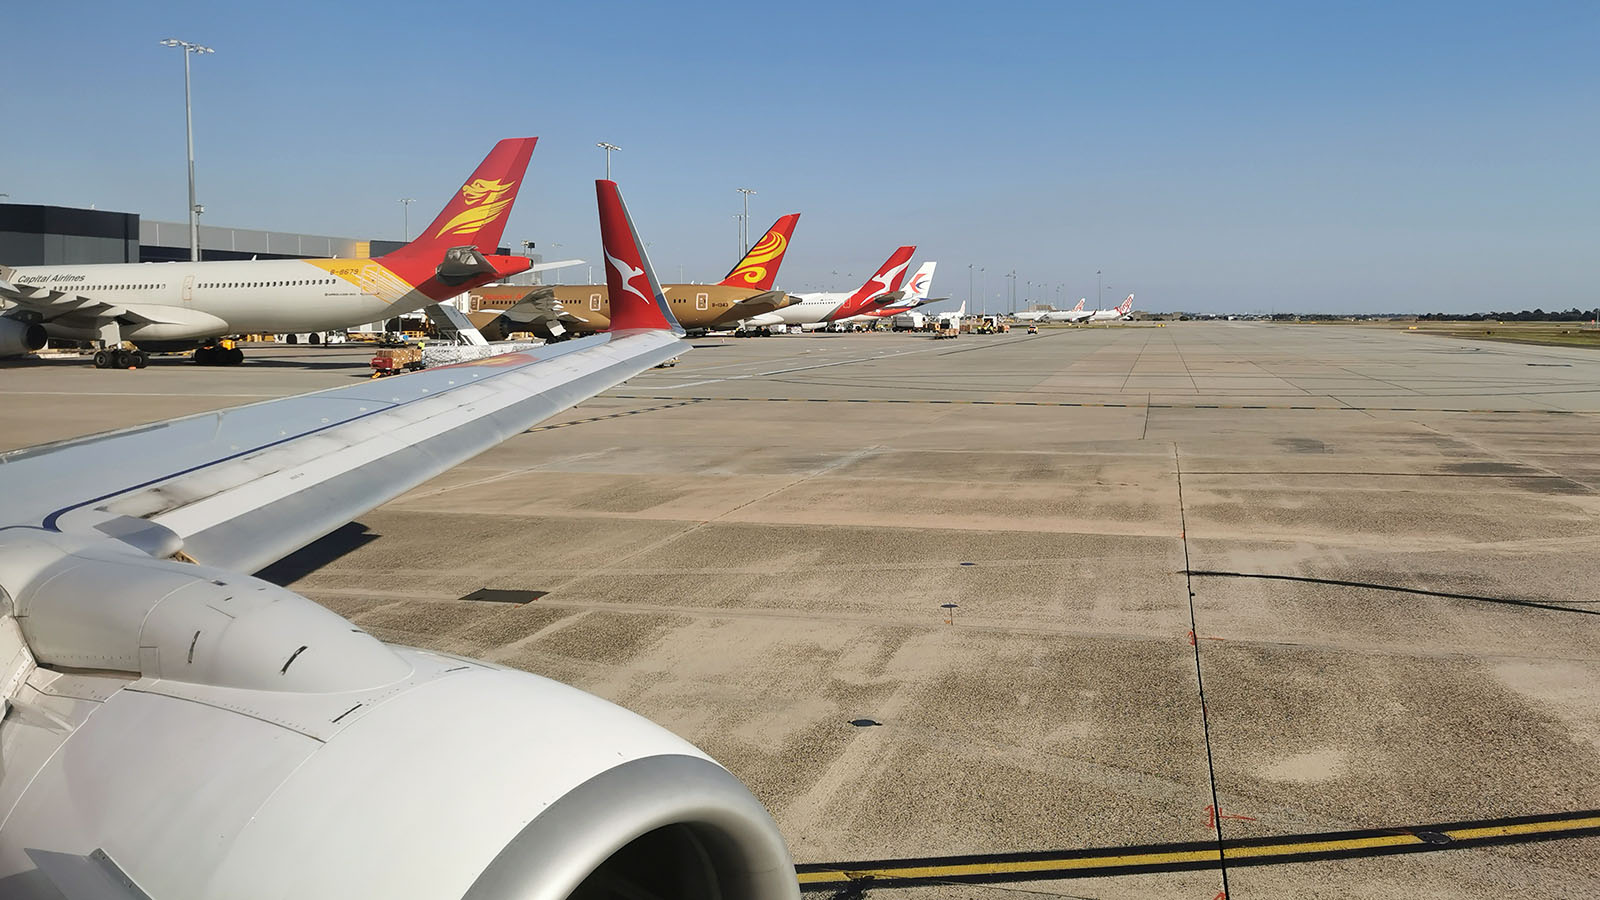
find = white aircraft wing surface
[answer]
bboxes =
[1,329,680,573]
[0,176,798,900]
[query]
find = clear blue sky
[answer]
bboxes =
[4,1,1595,313]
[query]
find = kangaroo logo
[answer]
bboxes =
[867,261,909,300]
[606,250,650,306]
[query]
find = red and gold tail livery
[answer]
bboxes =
[372,138,538,298]
[596,180,682,334]
[413,138,536,255]
[719,213,801,291]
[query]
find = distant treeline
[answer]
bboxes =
[1415,309,1599,322]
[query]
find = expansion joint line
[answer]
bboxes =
[1175,444,1231,898]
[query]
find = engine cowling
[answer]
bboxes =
[0,536,799,899]
[0,317,47,357]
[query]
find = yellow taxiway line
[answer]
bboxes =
[795,811,1600,889]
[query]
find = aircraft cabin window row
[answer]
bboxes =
[194,279,336,288]
[75,284,165,290]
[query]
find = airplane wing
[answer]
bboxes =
[2,330,680,574]
[715,290,794,322]
[0,176,799,899]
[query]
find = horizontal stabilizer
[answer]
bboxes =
[722,290,794,319]
[528,258,584,274]
[436,247,531,285]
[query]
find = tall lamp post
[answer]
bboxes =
[159,38,213,262]
[1096,269,1103,309]
[1006,270,1017,314]
[736,187,756,254]
[596,142,621,179]
[399,198,415,240]
[967,264,976,308]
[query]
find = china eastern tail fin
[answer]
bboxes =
[720,214,800,290]
[597,180,682,334]
[902,262,937,303]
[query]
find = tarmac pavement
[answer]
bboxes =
[5,323,1600,898]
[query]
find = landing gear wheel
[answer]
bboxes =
[131,350,149,369]
[93,349,113,369]
[226,348,244,365]
[114,349,135,369]
[193,346,215,365]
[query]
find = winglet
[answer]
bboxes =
[720,213,801,290]
[596,180,683,334]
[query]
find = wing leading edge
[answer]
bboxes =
[0,330,682,573]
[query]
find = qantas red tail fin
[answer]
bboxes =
[597,180,682,334]
[720,214,800,290]
[829,245,915,320]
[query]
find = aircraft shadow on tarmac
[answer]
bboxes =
[255,521,379,585]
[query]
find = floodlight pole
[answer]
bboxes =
[736,188,756,254]
[1097,269,1103,309]
[399,198,415,241]
[597,142,621,179]
[161,38,213,262]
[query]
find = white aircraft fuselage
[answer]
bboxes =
[5,258,434,342]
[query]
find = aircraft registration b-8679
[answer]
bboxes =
[0,178,798,900]
[0,139,562,369]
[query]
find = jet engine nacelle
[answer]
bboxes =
[0,534,797,900]
[0,317,47,357]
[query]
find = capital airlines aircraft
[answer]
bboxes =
[0,179,799,899]
[465,214,802,339]
[737,245,916,332]
[0,139,542,368]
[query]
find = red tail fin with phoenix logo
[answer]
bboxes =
[719,214,801,291]
[398,138,537,259]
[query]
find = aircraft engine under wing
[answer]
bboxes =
[0,180,798,899]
